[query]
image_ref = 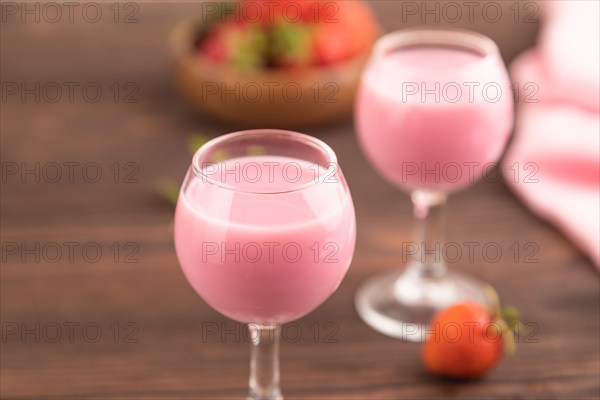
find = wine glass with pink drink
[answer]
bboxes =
[174,130,356,399]
[354,29,514,341]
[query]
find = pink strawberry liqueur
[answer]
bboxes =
[356,46,513,193]
[174,155,356,324]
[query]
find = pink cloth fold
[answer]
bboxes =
[503,1,600,268]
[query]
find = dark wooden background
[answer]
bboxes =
[2,2,599,399]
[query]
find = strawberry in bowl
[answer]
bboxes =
[170,0,380,128]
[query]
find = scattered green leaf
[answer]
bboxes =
[187,134,210,155]
[155,180,180,206]
[501,306,520,329]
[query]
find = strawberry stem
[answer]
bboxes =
[501,306,520,329]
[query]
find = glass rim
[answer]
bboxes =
[191,129,339,194]
[371,27,501,68]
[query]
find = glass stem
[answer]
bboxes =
[248,323,282,400]
[409,190,448,278]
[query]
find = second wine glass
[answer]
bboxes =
[174,130,356,399]
[354,28,514,341]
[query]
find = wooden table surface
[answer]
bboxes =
[1,2,598,399]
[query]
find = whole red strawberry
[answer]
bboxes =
[200,21,268,69]
[238,0,326,25]
[198,0,379,69]
[423,301,518,379]
[312,0,378,65]
[269,21,314,67]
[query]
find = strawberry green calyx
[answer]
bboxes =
[499,306,519,357]
[501,306,520,329]
[269,21,314,67]
[228,25,268,70]
[483,284,520,357]
[495,316,517,357]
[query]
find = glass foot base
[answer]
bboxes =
[247,391,282,400]
[355,266,491,342]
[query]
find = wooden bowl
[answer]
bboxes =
[170,18,373,128]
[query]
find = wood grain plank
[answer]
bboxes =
[2,2,598,399]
